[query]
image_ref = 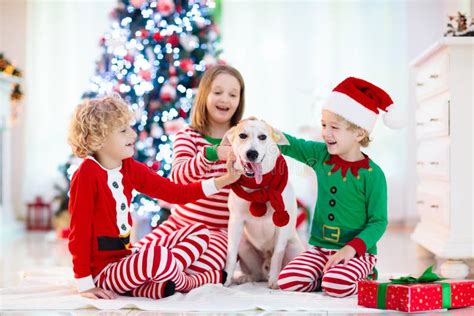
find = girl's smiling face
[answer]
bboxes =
[206,73,241,127]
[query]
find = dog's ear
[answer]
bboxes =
[221,127,236,146]
[271,128,289,145]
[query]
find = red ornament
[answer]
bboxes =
[130,0,146,8]
[160,83,176,102]
[139,130,148,141]
[180,58,194,73]
[124,54,134,63]
[26,196,52,231]
[164,119,185,135]
[169,65,177,76]
[169,76,178,87]
[157,0,175,16]
[137,28,149,38]
[179,108,187,118]
[150,160,161,171]
[167,33,179,47]
[139,69,151,81]
[153,32,162,42]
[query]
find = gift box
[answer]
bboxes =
[358,267,474,312]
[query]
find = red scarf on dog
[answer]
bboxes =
[230,155,290,227]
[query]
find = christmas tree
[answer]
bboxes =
[60,0,222,231]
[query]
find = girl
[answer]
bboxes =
[67,95,241,299]
[135,65,245,275]
[277,77,399,297]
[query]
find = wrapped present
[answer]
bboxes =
[358,266,474,312]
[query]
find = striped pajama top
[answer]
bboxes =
[169,127,229,229]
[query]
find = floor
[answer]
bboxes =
[0,220,473,315]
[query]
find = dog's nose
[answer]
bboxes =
[246,149,259,162]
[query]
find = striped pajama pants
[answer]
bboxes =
[134,215,228,274]
[94,223,224,299]
[277,246,377,297]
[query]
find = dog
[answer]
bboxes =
[222,118,305,289]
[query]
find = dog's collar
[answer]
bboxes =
[324,154,371,180]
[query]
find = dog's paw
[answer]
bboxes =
[268,276,279,289]
[234,274,257,284]
[224,278,232,287]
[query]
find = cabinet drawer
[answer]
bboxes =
[416,137,450,180]
[416,92,450,139]
[416,181,450,226]
[415,51,449,100]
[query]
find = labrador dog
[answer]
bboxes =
[222,119,305,288]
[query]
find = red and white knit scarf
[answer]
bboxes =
[230,155,290,227]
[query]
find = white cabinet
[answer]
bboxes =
[411,38,474,279]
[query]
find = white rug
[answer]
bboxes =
[0,267,385,312]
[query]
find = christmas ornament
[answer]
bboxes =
[180,34,199,52]
[157,0,175,17]
[160,83,176,102]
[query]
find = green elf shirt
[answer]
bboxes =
[280,133,388,256]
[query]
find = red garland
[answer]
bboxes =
[324,154,370,179]
[230,155,290,227]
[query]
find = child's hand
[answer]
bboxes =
[80,287,118,300]
[225,152,243,183]
[214,153,243,190]
[323,245,356,272]
[217,145,233,161]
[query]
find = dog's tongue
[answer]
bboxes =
[250,162,263,184]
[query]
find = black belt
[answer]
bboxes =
[97,235,130,251]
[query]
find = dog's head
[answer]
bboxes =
[221,118,289,184]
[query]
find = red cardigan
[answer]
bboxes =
[68,157,217,291]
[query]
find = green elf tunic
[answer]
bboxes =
[280,133,388,256]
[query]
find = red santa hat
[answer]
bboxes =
[322,77,402,133]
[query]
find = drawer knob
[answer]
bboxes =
[416,82,424,87]
[430,204,439,209]
[430,74,439,79]
[416,161,425,165]
[416,122,425,126]
[430,161,440,165]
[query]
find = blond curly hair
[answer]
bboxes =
[68,95,133,158]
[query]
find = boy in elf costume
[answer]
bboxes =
[277,77,401,297]
[67,95,241,300]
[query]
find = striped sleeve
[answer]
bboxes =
[170,129,214,184]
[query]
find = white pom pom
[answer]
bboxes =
[382,104,405,129]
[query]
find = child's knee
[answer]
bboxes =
[321,274,356,298]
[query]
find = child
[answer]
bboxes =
[277,77,399,297]
[67,95,241,299]
[135,64,245,275]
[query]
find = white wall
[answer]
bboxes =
[3,0,115,218]
[220,0,472,222]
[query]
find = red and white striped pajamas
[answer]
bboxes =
[135,128,230,274]
[95,223,223,299]
[277,246,376,297]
